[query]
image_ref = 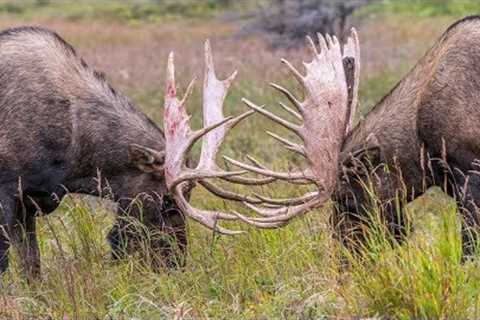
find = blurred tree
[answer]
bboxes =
[35,0,50,7]
[248,0,373,48]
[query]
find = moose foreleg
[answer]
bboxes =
[11,212,40,279]
[0,195,17,274]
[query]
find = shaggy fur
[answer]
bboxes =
[333,16,480,256]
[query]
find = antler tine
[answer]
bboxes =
[166,52,176,96]
[235,196,325,227]
[246,155,266,168]
[242,98,302,137]
[174,187,243,235]
[232,210,288,228]
[197,39,238,171]
[253,191,318,206]
[281,58,305,85]
[342,28,360,134]
[224,154,313,185]
[222,175,276,186]
[306,35,319,56]
[278,101,302,121]
[199,180,262,204]
[266,131,305,157]
[269,82,303,112]
[221,155,277,185]
[194,40,258,178]
[243,202,288,217]
[224,154,310,185]
[223,155,315,182]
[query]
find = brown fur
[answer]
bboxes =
[0,27,186,277]
[332,16,480,256]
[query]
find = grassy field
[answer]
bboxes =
[1,1,480,319]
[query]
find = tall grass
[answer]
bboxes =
[4,178,478,318]
[345,189,480,319]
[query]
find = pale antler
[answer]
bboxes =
[164,40,257,234]
[342,28,360,134]
[163,39,298,234]
[227,29,361,227]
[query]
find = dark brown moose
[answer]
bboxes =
[0,27,188,277]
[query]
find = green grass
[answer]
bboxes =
[0,0,223,22]
[0,0,259,23]
[5,188,480,319]
[2,0,478,23]
[362,0,480,18]
[344,188,480,319]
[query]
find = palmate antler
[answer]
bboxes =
[163,40,256,234]
[164,29,360,233]
[224,29,361,228]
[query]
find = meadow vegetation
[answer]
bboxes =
[0,0,480,319]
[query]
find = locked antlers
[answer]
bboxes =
[163,29,361,232]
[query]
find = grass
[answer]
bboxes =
[344,188,480,319]
[1,1,480,319]
[0,0,223,22]
[364,0,480,18]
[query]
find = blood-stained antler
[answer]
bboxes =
[225,29,361,228]
[164,40,258,234]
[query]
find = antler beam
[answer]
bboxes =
[164,40,255,234]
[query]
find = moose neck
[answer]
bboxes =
[341,23,455,195]
[64,92,165,200]
[346,14,469,154]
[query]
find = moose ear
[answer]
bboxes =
[128,144,165,173]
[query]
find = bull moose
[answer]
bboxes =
[1,16,480,278]
[218,15,480,258]
[162,15,480,260]
[0,26,188,276]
